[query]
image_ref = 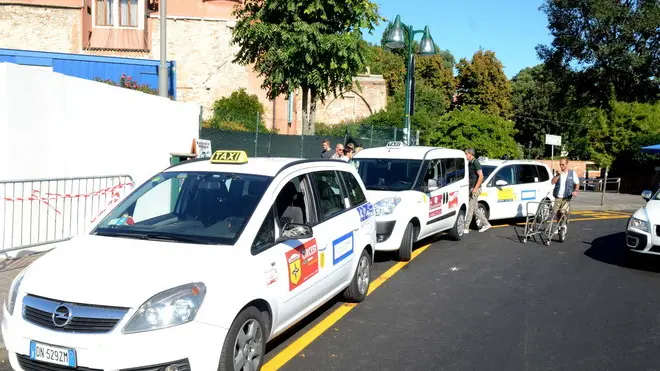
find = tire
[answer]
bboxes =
[474,203,490,229]
[218,306,269,371]
[342,249,371,303]
[449,209,466,241]
[396,222,414,262]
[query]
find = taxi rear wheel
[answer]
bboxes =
[396,223,414,262]
[219,306,269,371]
[449,209,465,241]
[342,249,371,303]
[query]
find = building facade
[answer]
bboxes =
[0,0,387,134]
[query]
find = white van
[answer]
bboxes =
[352,142,470,261]
[474,158,555,228]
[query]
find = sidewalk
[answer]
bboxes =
[570,191,646,211]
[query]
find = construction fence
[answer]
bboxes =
[200,125,420,159]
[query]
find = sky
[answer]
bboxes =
[362,0,555,78]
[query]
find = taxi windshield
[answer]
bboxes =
[353,158,422,191]
[91,171,272,245]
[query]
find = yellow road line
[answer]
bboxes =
[262,244,431,371]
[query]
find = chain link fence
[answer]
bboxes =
[200,125,420,159]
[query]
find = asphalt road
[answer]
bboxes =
[5,211,660,371]
[262,213,660,371]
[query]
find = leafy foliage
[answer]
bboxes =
[537,0,660,107]
[208,89,271,133]
[456,50,513,118]
[231,0,383,134]
[95,75,159,96]
[420,107,521,159]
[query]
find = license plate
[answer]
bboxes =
[29,340,77,368]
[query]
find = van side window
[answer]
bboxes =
[422,159,442,188]
[442,158,465,185]
[491,165,516,186]
[311,171,346,220]
[515,164,539,184]
[536,165,550,182]
[341,171,366,206]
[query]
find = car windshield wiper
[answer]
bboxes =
[367,185,391,190]
[94,230,212,245]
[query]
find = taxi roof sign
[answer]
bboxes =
[386,141,406,148]
[210,150,248,164]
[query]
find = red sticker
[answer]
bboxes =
[286,239,319,291]
[429,194,443,218]
[448,191,458,209]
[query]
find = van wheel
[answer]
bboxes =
[342,249,371,303]
[218,306,268,371]
[449,209,466,241]
[474,203,490,229]
[396,223,414,262]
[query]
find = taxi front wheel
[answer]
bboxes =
[218,305,269,371]
[342,249,372,303]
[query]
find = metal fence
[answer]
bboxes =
[1,175,135,253]
[200,125,420,158]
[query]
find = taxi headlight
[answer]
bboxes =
[375,197,401,216]
[123,282,206,334]
[629,217,649,232]
[6,268,27,316]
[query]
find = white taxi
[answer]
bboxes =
[2,150,376,371]
[352,142,469,261]
[626,188,660,255]
[474,158,555,229]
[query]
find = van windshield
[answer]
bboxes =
[353,158,422,191]
[91,171,272,245]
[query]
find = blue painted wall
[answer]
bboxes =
[0,48,177,99]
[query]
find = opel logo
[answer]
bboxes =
[52,305,73,327]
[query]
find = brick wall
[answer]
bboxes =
[537,160,601,178]
[0,5,81,53]
[312,75,387,125]
[150,17,249,119]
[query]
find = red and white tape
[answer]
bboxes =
[3,181,135,222]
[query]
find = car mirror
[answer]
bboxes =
[277,223,313,242]
[421,179,439,192]
[642,190,652,201]
[495,180,508,187]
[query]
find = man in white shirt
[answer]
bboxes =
[551,157,580,219]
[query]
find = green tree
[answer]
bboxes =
[420,107,520,158]
[414,54,457,105]
[511,64,566,151]
[209,89,270,133]
[537,0,660,107]
[364,44,406,96]
[455,50,513,118]
[231,0,382,135]
[569,101,660,167]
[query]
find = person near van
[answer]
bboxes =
[464,148,491,233]
[321,139,333,159]
[550,157,579,219]
[341,145,355,162]
[332,143,344,159]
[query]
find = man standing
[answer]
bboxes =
[320,139,333,159]
[331,143,344,159]
[551,157,579,219]
[464,148,491,233]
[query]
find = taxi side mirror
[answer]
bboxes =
[642,190,652,201]
[495,180,508,187]
[421,179,439,192]
[277,223,313,242]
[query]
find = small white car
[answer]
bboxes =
[2,150,376,371]
[352,142,469,261]
[626,188,660,255]
[475,158,555,228]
